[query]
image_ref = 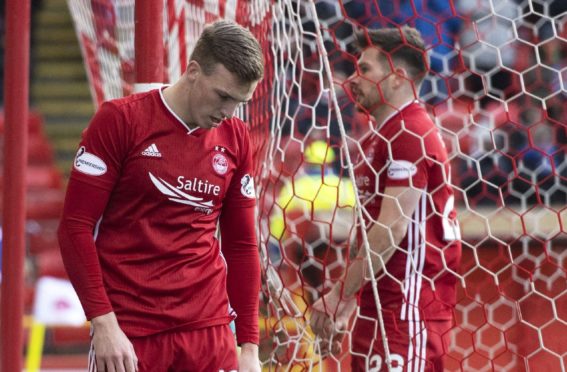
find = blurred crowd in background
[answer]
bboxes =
[0,0,565,208]
[274,0,566,208]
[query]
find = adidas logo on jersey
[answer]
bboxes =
[142,144,162,157]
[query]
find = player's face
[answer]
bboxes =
[189,62,258,129]
[348,48,395,114]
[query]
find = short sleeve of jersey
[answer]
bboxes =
[385,123,428,189]
[223,122,257,208]
[70,102,130,191]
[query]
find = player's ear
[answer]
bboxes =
[393,67,410,89]
[186,60,201,81]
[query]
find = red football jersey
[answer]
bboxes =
[354,101,462,321]
[59,88,259,340]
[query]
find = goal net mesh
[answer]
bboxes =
[67,0,566,370]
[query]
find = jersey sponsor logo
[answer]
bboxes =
[387,160,417,180]
[74,146,107,176]
[355,175,373,202]
[212,153,229,175]
[149,172,216,214]
[141,143,162,157]
[240,174,256,198]
[176,176,221,196]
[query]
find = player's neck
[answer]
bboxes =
[371,92,416,128]
[162,83,198,129]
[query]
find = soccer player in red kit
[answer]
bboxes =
[58,20,263,372]
[310,26,462,371]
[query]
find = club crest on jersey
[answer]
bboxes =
[74,146,107,176]
[387,160,417,180]
[240,174,256,199]
[212,148,229,175]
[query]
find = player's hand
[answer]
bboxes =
[91,312,138,372]
[311,286,349,337]
[311,294,336,339]
[329,296,357,354]
[238,343,261,372]
[310,287,357,356]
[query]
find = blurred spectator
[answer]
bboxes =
[457,0,522,101]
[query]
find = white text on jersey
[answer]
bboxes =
[177,176,221,196]
[149,172,215,214]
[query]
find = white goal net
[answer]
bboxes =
[67,0,566,370]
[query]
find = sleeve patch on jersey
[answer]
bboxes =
[74,146,107,176]
[240,174,256,199]
[387,160,417,180]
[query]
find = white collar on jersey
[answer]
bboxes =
[158,85,200,135]
[375,99,418,130]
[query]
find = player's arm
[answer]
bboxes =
[58,178,138,372]
[219,201,260,342]
[219,123,261,371]
[219,202,260,369]
[58,102,138,372]
[339,185,422,298]
[311,186,422,339]
[58,178,113,317]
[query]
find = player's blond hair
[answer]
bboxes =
[190,20,264,83]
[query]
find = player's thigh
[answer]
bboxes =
[130,333,172,372]
[350,315,408,372]
[350,317,447,372]
[88,328,171,372]
[423,319,453,372]
[173,324,238,372]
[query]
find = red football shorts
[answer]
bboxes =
[350,314,453,372]
[88,324,238,372]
